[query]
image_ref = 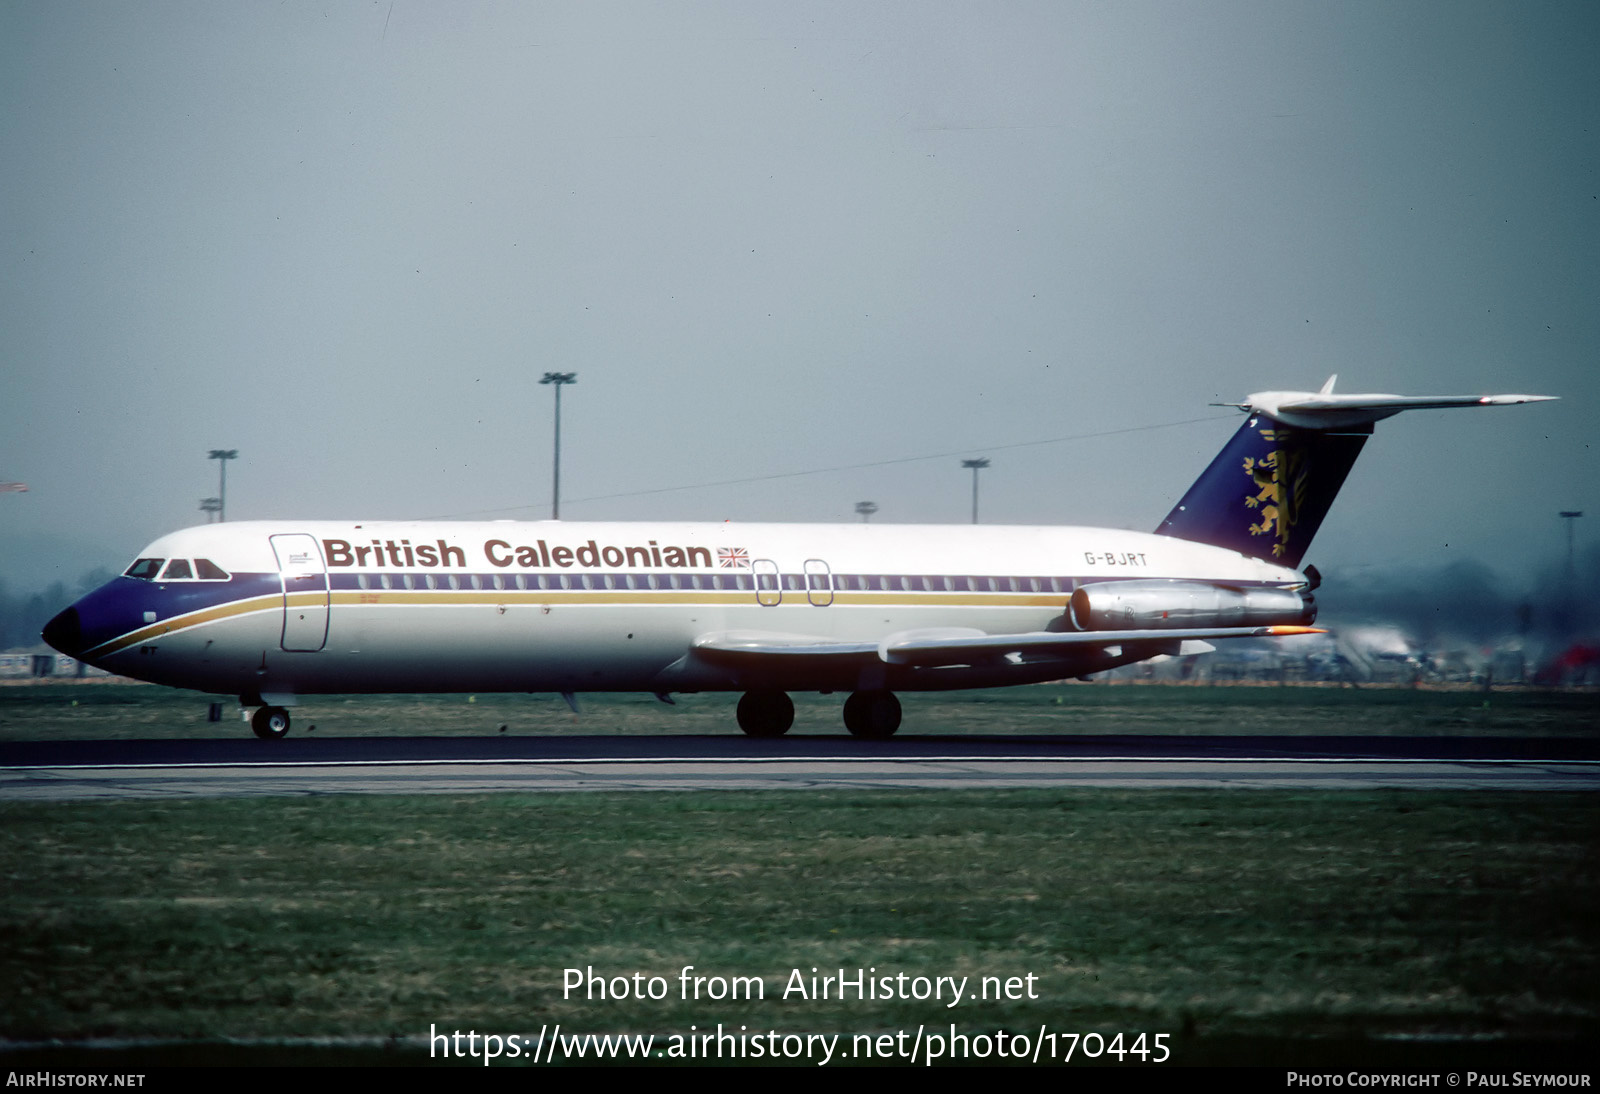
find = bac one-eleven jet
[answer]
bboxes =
[44,378,1553,739]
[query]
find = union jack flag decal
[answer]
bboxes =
[717,547,750,569]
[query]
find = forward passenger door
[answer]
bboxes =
[270,534,329,652]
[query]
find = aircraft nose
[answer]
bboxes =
[42,606,83,657]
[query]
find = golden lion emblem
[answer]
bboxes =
[1241,431,1308,557]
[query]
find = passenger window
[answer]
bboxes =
[124,559,164,580]
[194,558,230,580]
[160,559,193,581]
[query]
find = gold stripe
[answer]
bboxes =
[88,594,284,657]
[88,588,1070,656]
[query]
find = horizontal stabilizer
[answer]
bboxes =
[1220,378,1556,430]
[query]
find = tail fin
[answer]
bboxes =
[1156,378,1555,568]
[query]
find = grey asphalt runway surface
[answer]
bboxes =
[3,735,1597,799]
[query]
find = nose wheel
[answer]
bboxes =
[251,705,291,739]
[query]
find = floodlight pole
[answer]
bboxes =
[961,458,990,524]
[208,450,238,522]
[540,372,577,519]
[1560,511,1583,580]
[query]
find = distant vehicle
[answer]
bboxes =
[43,379,1552,739]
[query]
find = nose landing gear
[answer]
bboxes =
[251,705,291,739]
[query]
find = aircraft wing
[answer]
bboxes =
[694,625,1322,669]
[693,631,882,660]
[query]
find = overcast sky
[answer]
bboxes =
[2,1,1594,592]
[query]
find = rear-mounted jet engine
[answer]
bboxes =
[1068,580,1313,632]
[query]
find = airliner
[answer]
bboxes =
[43,379,1553,739]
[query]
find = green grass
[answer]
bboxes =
[3,680,1598,740]
[2,790,1595,1049]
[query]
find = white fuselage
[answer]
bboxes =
[65,519,1299,700]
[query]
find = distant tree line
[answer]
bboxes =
[0,568,113,652]
[1315,544,1599,648]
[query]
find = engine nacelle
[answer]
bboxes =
[1068,580,1314,631]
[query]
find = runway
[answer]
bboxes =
[3,735,1597,799]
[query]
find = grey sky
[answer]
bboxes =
[2,1,1594,593]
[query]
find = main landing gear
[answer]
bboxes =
[735,690,793,737]
[842,689,901,739]
[734,689,902,739]
[251,705,291,740]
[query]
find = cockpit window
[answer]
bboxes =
[124,558,164,580]
[160,559,193,581]
[194,558,230,580]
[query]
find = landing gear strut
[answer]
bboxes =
[842,689,901,739]
[251,705,291,740]
[736,690,794,737]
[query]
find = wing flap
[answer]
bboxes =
[879,625,1320,665]
[693,626,1321,668]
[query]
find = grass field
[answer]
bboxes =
[1,685,1596,1067]
[3,679,1598,740]
[2,790,1597,1066]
